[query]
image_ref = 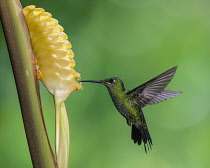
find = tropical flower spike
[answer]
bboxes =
[23,5,81,168]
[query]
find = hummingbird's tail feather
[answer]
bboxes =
[131,124,152,153]
[131,110,152,153]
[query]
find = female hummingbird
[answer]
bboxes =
[80,66,182,153]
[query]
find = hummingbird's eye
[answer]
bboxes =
[109,79,115,83]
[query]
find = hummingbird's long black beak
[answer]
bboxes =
[80,80,101,83]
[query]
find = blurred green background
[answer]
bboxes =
[0,0,210,167]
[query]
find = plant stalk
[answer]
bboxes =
[55,99,70,168]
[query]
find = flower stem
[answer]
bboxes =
[55,99,70,168]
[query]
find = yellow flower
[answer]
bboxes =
[23,5,81,103]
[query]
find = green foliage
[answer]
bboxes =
[0,0,210,167]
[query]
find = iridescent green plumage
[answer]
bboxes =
[81,66,182,153]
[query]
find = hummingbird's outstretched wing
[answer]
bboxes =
[127,66,182,108]
[147,90,181,105]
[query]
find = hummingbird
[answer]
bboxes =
[80,66,182,153]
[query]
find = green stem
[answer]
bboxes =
[55,99,70,168]
[0,0,57,167]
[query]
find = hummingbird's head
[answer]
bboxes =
[80,77,125,91]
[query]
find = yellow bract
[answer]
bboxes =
[23,5,81,102]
